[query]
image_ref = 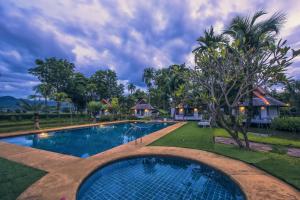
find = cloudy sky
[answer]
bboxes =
[0,0,300,97]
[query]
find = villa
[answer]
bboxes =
[99,99,111,116]
[237,88,287,124]
[131,99,156,118]
[171,103,202,121]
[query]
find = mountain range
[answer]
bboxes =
[0,96,60,110]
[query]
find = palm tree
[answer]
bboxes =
[224,10,285,51]
[53,92,68,115]
[127,83,136,94]
[34,83,52,114]
[193,26,227,53]
[143,67,155,103]
[18,99,43,129]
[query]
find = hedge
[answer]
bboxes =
[271,117,300,133]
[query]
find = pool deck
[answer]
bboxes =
[0,121,299,200]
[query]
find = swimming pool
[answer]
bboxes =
[77,156,245,200]
[0,122,173,158]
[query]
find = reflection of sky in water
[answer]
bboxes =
[78,156,245,200]
[0,122,173,158]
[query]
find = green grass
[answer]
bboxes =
[214,129,300,148]
[150,122,300,190]
[0,118,91,134]
[0,157,46,200]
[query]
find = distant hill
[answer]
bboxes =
[0,96,66,110]
[0,96,20,109]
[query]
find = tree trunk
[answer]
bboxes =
[45,97,48,119]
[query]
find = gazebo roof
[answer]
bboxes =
[131,99,154,110]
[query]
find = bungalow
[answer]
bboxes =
[131,99,155,118]
[100,99,111,116]
[238,88,287,124]
[171,103,202,121]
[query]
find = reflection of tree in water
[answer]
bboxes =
[142,157,157,174]
[156,157,190,170]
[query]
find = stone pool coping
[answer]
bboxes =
[0,121,299,200]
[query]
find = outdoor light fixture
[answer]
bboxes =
[261,106,266,110]
[239,106,245,112]
[145,109,149,112]
[179,108,184,112]
[194,108,198,112]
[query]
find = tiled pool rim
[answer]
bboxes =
[0,121,299,200]
[76,154,247,200]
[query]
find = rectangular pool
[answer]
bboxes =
[0,122,173,158]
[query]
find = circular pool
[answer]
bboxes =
[77,156,245,200]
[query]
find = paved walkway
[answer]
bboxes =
[215,136,300,157]
[0,121,299,200]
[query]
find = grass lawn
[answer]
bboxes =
[0,118,91,134]
[0,157,46,200]
[214,128,300,148]
[150,122,300,190]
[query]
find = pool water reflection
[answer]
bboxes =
[1,122,173,158]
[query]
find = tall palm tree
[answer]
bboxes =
[143,67,155,103]
[127,83,136,94]
[18,99,43,129]
[224,10,286,51]
[193,26,227,53]
[34,83,52,113]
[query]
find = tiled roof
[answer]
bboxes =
[240,95,286,107]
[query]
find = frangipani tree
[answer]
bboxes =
[193,32,299,149]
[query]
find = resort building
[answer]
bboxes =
[238,88,287,124]
[171,103,202,121]
[100,99,111,115]
[131,99,155,118]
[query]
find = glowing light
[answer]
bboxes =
[194,108,198,112]
[239,106,245,112]
[261,106,266,110]
[179,108,184,112]
[145,109,149,112]
[38,132,48,138]
[286,103,290,106]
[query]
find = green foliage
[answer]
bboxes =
[87,101,102,114]
[90,70,124,99]
[28,57,75,92]
[110,97,120,114]
[271,117,300,132]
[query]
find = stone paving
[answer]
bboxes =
[0,121,299,200]
[215,136,300,157]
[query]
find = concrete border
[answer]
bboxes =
[0,121,299,200]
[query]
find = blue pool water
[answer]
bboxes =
[0,122,172,158]
[77,156,245,200]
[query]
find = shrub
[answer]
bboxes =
[271,117,300,133]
